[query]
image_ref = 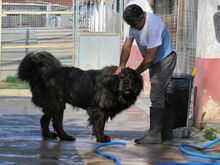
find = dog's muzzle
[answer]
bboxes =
[122,79,131,95]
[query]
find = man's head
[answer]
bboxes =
[123,4,145,30]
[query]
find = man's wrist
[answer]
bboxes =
[119,64,126,68]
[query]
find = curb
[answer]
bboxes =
[0,89,31,97]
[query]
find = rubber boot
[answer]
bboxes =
[162,92,177,141]
[135,107,163,144]
[161,104,173,140]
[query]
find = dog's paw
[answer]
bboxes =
[59,135,76,141]
[96,135,111,142]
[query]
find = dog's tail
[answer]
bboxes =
[18,51,62,83]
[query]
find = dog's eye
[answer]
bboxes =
[119,74,124,79]
[130,76,135,80]
[126,74,134,79]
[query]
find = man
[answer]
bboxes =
[115,4,177,144]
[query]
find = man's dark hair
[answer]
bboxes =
[123,4,144,25]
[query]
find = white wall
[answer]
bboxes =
[197,0,220,58]
[127,0,152,12]
[79,34,120,69]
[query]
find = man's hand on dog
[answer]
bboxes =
[115,66,123,75]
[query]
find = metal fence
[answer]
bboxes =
[0,0,74,79]
[154,0,198,74]
[0,0,124,80]
[0,0,198,80]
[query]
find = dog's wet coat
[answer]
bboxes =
[18,51,143,142]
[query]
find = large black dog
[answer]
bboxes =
[18,51,143,142]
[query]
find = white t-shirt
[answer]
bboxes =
[127,12,173,63]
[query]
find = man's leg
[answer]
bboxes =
[135,52,176,144]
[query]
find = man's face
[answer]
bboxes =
[129,15,145,30]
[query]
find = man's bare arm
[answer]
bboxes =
[135,47,158,74]
[115,37,134,74]
[119,37,134,67]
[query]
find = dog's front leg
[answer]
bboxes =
[41,108,57,138]
[52,107,76,141]
[92,110,110,142]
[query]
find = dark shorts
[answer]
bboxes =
[149,51,177,108]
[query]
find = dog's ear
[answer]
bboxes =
[108,74,119,93]
[134,72,144,95]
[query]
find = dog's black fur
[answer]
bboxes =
[18,51,143,142]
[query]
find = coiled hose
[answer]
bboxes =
[95,138,220,165]
[94,141,126,165]
[179,137,220,160]
[155,138,220,165]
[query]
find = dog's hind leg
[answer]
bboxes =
[41,109,57,139]
[52,107,76,141]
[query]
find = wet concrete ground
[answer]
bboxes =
[0,96,220,165]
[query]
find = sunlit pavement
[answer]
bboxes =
[0,96,220,165]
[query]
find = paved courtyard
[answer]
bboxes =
[0,96,220,165]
